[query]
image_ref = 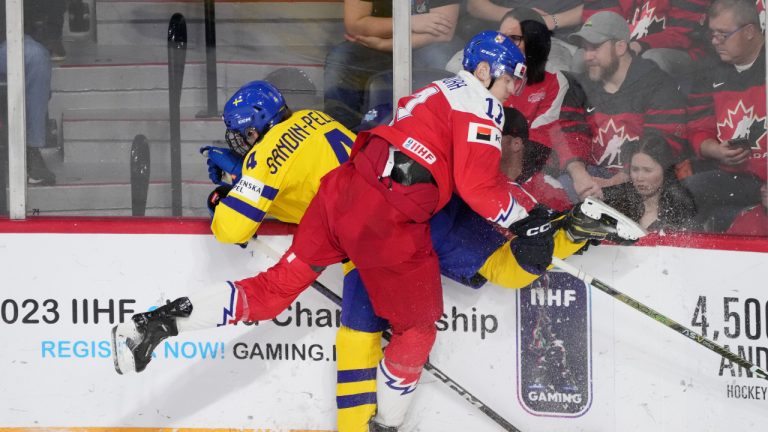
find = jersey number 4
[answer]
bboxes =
[324,128,353,164]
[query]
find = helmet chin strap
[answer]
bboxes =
[486,77,496,91]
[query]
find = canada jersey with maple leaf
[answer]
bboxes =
[574,56,688,171]
[687,47,767,181]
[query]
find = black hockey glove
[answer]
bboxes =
[508,205,557,275]
[207,184,250,249]
[206,184,233,219]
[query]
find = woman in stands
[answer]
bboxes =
[604,134,699,232]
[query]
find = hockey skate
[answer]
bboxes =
[111,297,193,374]
[368,420,398,432]
[563,197,647,245]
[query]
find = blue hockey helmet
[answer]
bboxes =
[462,31,528,88]
[222,80,287,156]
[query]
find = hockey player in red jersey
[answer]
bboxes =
[231,32,535,430]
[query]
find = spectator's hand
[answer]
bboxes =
[411,12,454,37]
[571,169,604,200]
[532,8,558,30]
[200,146,243,185]
[344,33,358,43]
[353,34,392,51]
[594,171,630,189]
[723,140,752,165]
[629,41,644,55]
[701,139,751,165]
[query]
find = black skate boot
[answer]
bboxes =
[563,197,647,246]
[111,297,193,374]
[368,419,398,432]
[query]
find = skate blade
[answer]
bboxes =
[581,197,647,240]
[111,324,138,375]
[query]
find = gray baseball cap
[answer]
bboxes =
[568,11,630,45]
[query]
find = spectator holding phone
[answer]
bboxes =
[685,0,765,231]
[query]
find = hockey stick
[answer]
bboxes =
[552,257,768,381]
[251,239,523,432]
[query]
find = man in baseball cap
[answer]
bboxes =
[569,11,630,47]
[568,11,631,83]
[555,10,688,206]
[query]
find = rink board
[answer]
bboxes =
[0,228,766,432]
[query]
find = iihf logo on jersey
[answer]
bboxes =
[516,273,593,417]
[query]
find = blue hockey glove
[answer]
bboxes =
[200,146,243,185]
[508,205,558,275]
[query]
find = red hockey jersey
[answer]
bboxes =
[505,70,592,171]
[358,71,537,228]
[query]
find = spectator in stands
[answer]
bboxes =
[580,0,710,77]
[324,0,463,129]
[0,1,56,185]
[27,0,69,61]
[727,184,768,236]
[685,0,765,232]
[460,0,585,72]
[559,11,688,203]
[496,11,594,187]
[604,133,699,231]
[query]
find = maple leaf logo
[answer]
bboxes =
[630,3,666,40]
[716,100,767,150]
[593,119,640,168]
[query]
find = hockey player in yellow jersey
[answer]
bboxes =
[202,80,355,244]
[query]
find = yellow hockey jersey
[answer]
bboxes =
[211,109,355,244]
